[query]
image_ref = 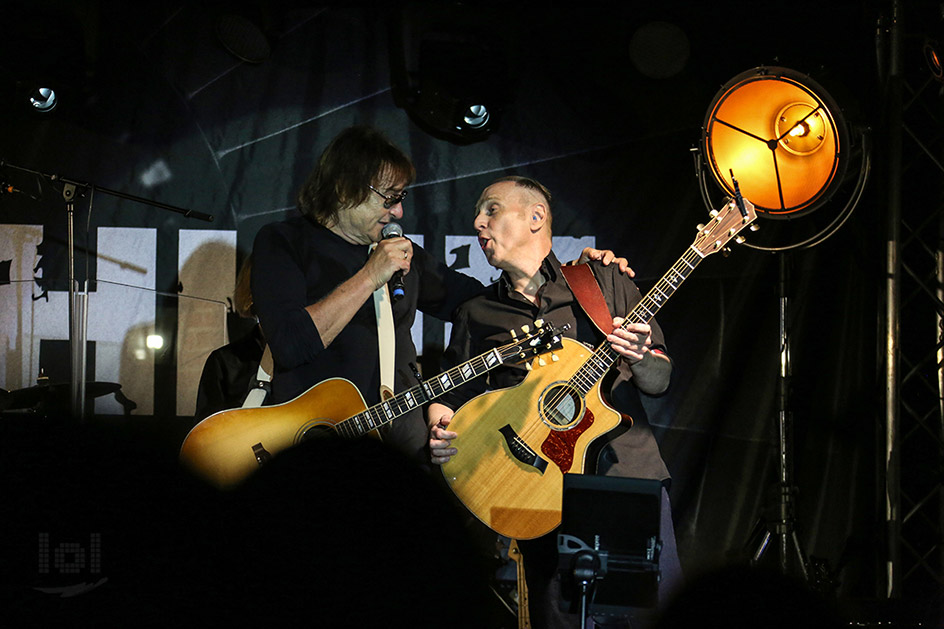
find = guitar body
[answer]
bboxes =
[180,378,373,488]
[442,338,622,540]
[179,323,568,490]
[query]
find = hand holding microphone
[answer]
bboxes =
[381,222,408,302]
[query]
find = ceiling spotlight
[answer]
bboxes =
[462,104,489,129]
[28,87,57,112]
[389,3,511,144]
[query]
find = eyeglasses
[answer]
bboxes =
[368,184,408,209]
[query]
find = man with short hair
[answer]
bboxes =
[428,175,681,627]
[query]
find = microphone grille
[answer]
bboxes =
[381,222,404,238]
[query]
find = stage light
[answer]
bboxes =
[28,86,57,112]
[701,66,851,219]
[389,3,511,144]
[463,104,490,129]
[700,69,869,578]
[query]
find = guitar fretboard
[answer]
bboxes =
[333,331,553,439]
[570,247,704,395]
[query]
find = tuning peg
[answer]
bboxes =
[521,324,530,334]
[538,357,547,366]
[551,353,560,362]
[696,223,705,231]
[750,224,760,232]
[510,328,518,339]
[534,318,544,328]
[709,209,719,218]
[735,235,746,244]
[525,362,533,371]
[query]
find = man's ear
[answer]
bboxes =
[530,203,548,231]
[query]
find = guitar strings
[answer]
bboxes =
[527,247,703,442]
[334,330,552,437]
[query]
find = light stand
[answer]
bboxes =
[1,160,213,421]
[696,65,871,585]
[750,252,809,580]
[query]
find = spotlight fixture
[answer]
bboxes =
[389,3,511,144]
[700,69,869,581]
[28,86,57,112]
[462,104,490,129]
[701,66,852,219]
[697,66,869,250]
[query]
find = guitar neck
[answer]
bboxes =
[625,245,704,327]
[335,346,511,439]
[578,246,704,388]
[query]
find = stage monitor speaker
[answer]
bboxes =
[558,474,662,616]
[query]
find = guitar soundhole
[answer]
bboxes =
[539,383,583,431]
[300,424,337,441]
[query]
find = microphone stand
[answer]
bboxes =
[1,160,213,422]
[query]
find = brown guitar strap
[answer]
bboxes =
[560,263,614,335]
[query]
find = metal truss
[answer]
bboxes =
[884,1,944,623]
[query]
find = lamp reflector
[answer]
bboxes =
[702,67,847,218]
[29,87,57,112]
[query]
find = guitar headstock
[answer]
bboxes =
[692,197,757,257]
[502,320,567,365]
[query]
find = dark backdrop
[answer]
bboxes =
[0,0,923,620]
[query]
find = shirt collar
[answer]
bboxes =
[497,249,562,301]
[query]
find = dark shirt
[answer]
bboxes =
[440,251,671,481]
[251,215,483,461]
[194,323,266,422]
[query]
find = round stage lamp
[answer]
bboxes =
[28,86,58,112]
[701,66,850,219]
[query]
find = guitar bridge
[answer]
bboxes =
[499,425,548,473]
[252,442,272,466]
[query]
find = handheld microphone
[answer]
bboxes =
[381,222,406,302]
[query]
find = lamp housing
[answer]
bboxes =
[701,66,851,219]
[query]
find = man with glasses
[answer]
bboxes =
[250,125,478,461]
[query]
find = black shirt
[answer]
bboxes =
[251,215,483,460]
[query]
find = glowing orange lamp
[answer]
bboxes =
[702,66,850,219]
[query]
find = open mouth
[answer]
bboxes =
[478,237,490,250]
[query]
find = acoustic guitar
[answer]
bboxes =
[442,198,757,539]
[180,321,565,489]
